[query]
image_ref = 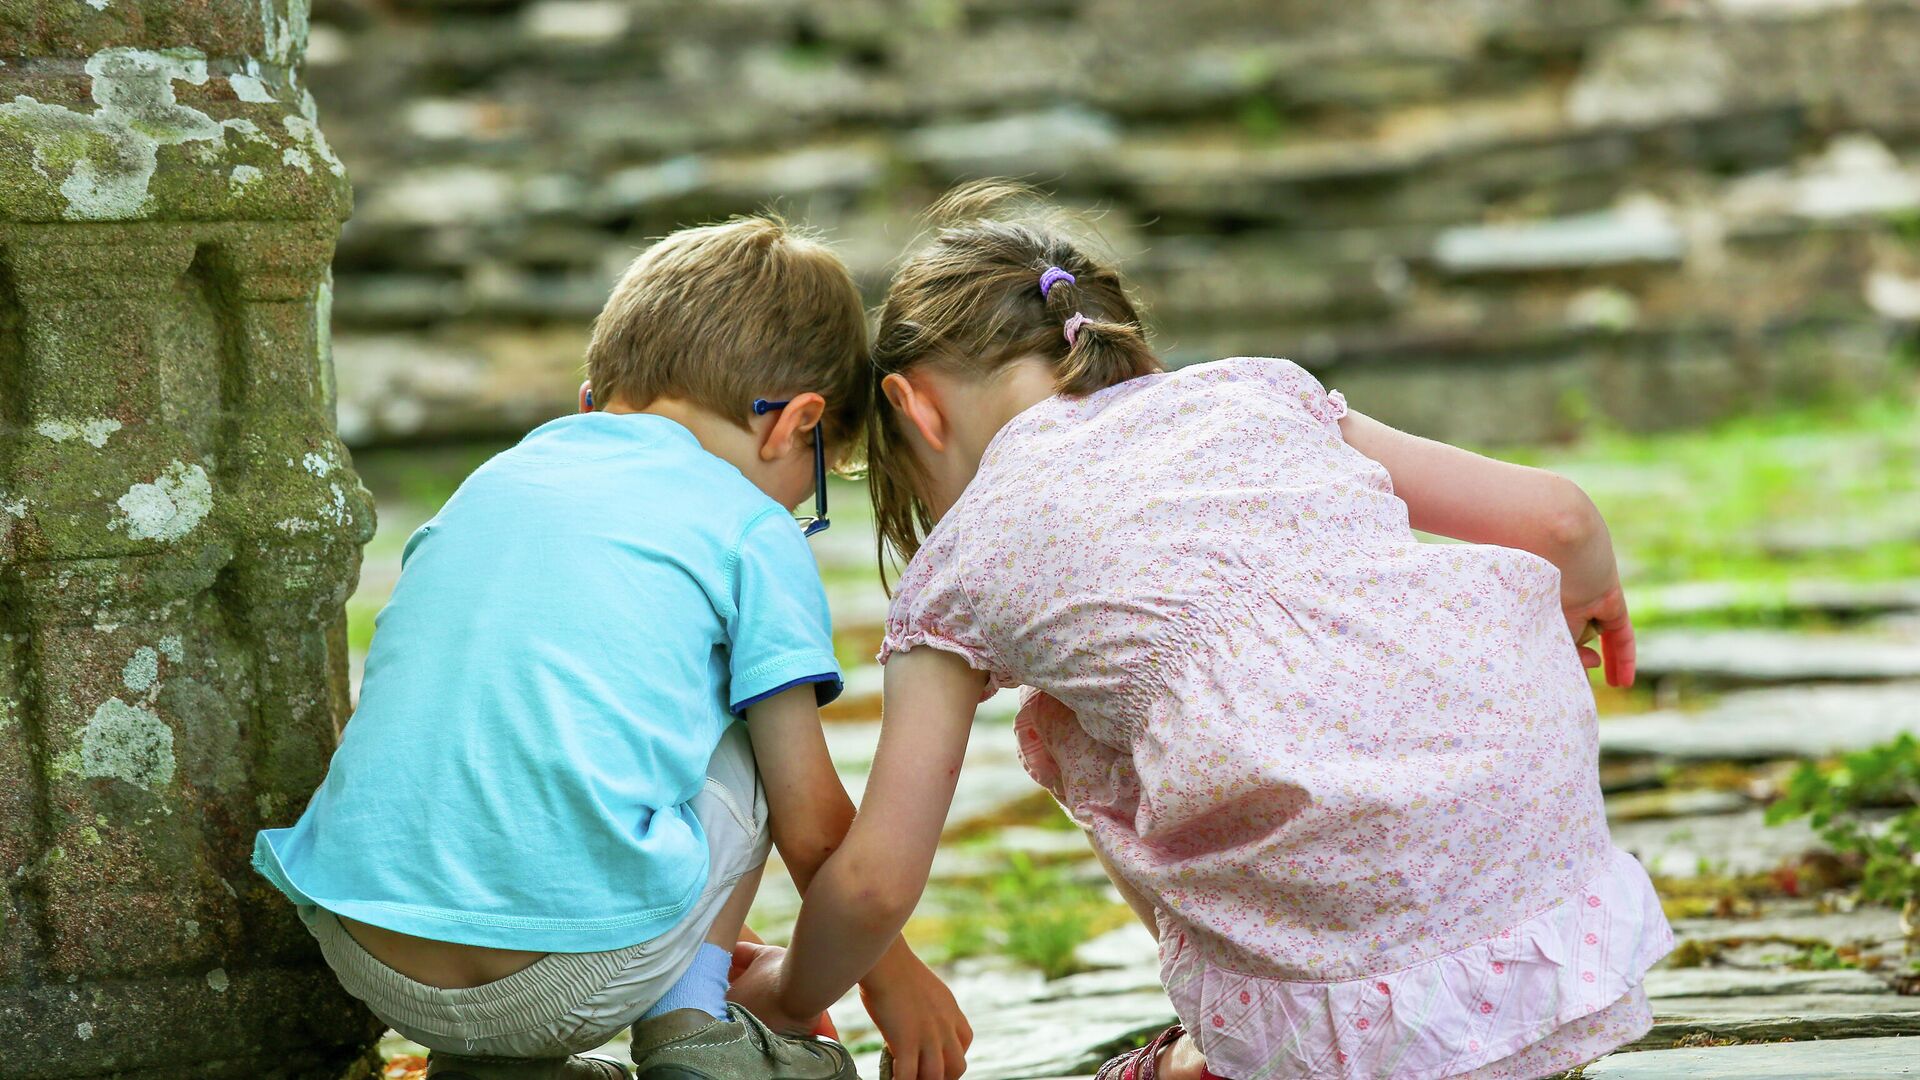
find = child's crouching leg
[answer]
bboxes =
[1084,847,1215,1080]
[290,724,774,1065]
[1091,839,1159,941]
[693,723,772,950]
[626,721,773,1024]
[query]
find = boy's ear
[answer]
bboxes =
[757,392,825,462]
[882,372,947,453]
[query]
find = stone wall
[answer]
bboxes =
[308,0,1920,445]
[0,4,381,1077]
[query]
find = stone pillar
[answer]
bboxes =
[0,5,380,1077]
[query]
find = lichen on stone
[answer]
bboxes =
[283,108,346,178]
[64,698,177,792]
[229,163,262,194]
[34,417,122,448]
[111,460,213,542]
[228,58,277,104]
[261,0,313,67]
[0,47,223,221]
[123,646,160,693]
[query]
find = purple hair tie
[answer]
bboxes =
[1063,313,1090,346]
[1038,266,1075,297]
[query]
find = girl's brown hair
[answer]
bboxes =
[868,181,1161,580]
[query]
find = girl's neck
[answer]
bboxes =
[929,357,1059,518]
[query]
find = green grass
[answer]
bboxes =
[1510,392,1920,598]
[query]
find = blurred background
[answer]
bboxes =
[313,1,1920,1076]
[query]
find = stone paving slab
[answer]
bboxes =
[1608,809,1824,878]
[1644,967,1897,998]
[1671,903,1905,950]
[1584,1035,1918,1078]
[1633,629,1920,684]
[1598,682,1920,761]
[1637,579,1920,621]
[1604,787,1750,820]
[1639,996,1920,1039]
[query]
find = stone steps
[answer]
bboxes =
[1599,681,1920,761]
[1632,629,1920,686]
[1581,1036,1918,1079]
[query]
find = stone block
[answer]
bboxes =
[0,3,381,1075]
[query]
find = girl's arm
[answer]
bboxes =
[764,647,982,1030]
[740,685,967,1060]
[1338,409,1636,687]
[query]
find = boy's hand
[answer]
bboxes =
[859,949,972,1080]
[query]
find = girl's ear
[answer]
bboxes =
[882,372,948,453]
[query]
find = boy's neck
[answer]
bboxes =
[608,396,765,480]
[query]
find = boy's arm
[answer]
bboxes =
[1337,409,1635,687]
[761,648,980,1029]
[742,682,972,1078]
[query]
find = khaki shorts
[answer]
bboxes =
[300,723,771,1058]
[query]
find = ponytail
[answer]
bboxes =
[1035,263,1160,395]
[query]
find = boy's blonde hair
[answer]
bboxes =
[586,215,872,448]
[869,181,1161,576]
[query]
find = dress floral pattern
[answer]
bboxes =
[879,358,1672,1080]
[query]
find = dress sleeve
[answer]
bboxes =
[876,528,1006,687]
[1234,356,1347,427]
[724,509,843,715]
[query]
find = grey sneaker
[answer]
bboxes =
[630,1004,857,1080]
[425,1051,630,1079]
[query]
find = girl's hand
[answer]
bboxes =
[728,941,820,1036]
[1561,570,1635,689]
[859,951,972,1080]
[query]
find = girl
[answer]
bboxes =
[731,185,1673,1080]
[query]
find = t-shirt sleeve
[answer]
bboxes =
[724,509,843,715]
[877,528,1010,691]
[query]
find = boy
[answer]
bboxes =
[254,217,969,1080]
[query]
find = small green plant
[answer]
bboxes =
[1235,98,1288,142]
[1766,734,1920,947]
[932,851,1116,978]
[994,851,1104,978]
[1780,943,1855,971]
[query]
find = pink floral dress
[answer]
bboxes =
[879,359,1672,1080]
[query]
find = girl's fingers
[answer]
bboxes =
[1578,644,1602,669]
[1602,621,1637,688]
[1594,592,1636,688]
[920,1046,946,1080]
[945,1037,968,1079]
[889,1049,915,1080]
[727,941,760,980]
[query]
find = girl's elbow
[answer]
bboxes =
[839,855,923,929]
[1543,476,1603,552]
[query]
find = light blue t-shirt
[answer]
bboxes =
[252,412,841,952]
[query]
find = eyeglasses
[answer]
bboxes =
[752,398,829,537]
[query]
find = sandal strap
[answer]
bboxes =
[1095,1025,1186,1080]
